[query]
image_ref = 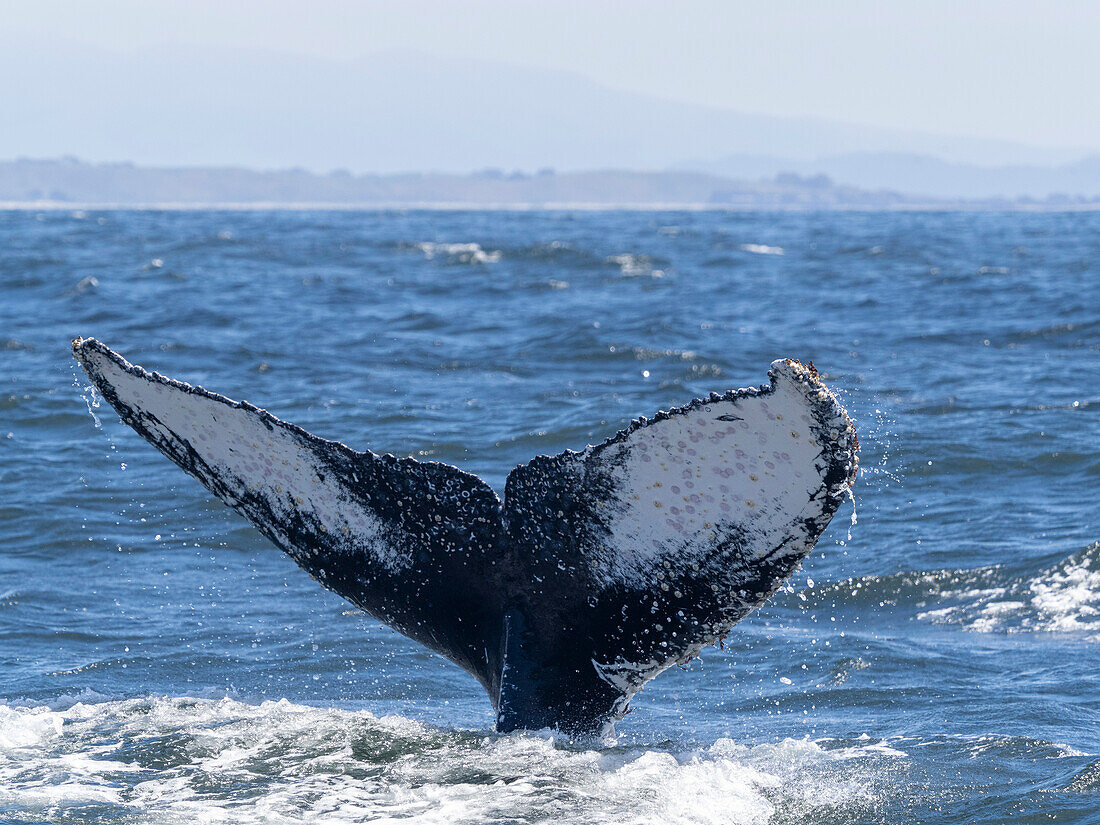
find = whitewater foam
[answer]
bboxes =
[607,253,665,277]
[915,543,1100,640]
[0,696,901,824]
[415,242,502,264]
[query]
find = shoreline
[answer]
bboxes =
[5,200,1100,213]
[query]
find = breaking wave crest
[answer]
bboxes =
[808,543,1100,641]
[414,242,503,264]
[915,542,1100,638]
[0,696,902,824]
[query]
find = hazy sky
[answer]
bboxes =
[8,0,1099,150]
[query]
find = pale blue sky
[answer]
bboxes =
[8,0,1099,151]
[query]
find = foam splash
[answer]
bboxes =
[0,696,901,824]
[739,244,784,256]
[845,486,858,544]
[416,242,502,264]
[608,253,665,277]
[76,376,103,429]
[917,543,1100,639]
[801,543,1100,644]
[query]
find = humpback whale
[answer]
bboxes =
[73,338,858,735]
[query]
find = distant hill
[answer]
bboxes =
[0,39,1090,184]
[0,158,926,208]
[681,152,1100,199]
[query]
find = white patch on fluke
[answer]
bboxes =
[74,343,406,570]
[587,360,851,588]
[591,657,663,694]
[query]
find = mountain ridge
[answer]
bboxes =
[1,40,1091,187]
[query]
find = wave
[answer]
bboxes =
[808,543,1100,641]
[916,543,1100,638]
[607,252,666,277]
[399,240,679,279]
[902,318,1100,347]
[739,244,784,256]
[415,241,503,264]
[495,240,605,268]
[0,695,901,824]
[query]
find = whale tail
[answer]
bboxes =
[74,338,857,735]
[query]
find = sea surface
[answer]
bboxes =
[1,208,1097,824]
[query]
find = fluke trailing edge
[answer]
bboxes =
[73,338,859,735]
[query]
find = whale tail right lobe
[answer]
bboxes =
[494,359,858,732]
[74,339,857,735]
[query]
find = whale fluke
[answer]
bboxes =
[73,338,858,735]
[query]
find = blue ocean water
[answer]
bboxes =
[1,208,1097,823]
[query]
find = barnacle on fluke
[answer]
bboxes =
[73,338,858,735]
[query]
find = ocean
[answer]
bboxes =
[1,208,1097,823]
